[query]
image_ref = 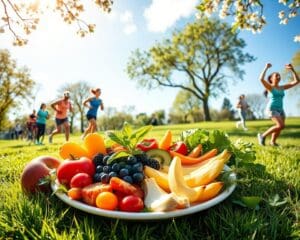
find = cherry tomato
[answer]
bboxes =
[56,157,95,187]
[70,172,93,188]
[96,192,118,210]
[119,195,144,212]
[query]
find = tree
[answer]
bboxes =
[127,18,255,121]
[220,97,235,120]
[246,93,267,119]
[170,90,202,123]
[0,49,35,130]
[196,0,300,42]
[58,81,92,133]
[0,0,113,46]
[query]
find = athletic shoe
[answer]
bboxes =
[270,142,279,147]
[243,127,248,131]
[257,133,265,146]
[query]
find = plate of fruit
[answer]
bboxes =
[47,124,248,220]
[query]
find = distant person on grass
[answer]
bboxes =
[49,91,73,143]
[36,103,49,145]
[81,88,104,140]
[26,110,37,142]
[235,94,249,131]
[257,63,300,146]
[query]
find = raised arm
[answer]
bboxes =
[83,97,93,108]
[259,63,272,91]
[283,64,300,90]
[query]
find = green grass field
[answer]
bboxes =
[0,118,299,240]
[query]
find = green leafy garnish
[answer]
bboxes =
[181,129,256,167]
[105,122,153,164]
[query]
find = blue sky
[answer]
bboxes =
[1,0,300,119]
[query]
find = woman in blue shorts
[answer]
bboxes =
[257,63,299,146]
[81,88,104,139]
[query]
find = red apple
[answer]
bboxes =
[21,156,61,194]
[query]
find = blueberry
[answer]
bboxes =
[132,162,143,173]
[96,165,104,173]
[132,172,144,183]
[119,168,129,177]
[102,155,110,165]
[112,163,120,172]
[93,153,104,166]
[101,173,110,184]
[127,155,137,165]
[122,175,133,184]
[119,161,126,168]
[109,171,118,178]
[103,165,112,173]
[93,173,102,182]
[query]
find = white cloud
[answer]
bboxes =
[144,0,198,32]
[120,10,137,35]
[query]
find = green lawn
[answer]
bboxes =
[0,118,299,240]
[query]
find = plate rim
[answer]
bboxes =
[51,165,236,220]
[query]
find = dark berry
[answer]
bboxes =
[103,165,112,173]
[93,153,104,166]
[146,158,160,170]
[132,162,143,173]
[109,171,118,178]
[122,175,133,184]
[101,173,110,184]
[127,155,137,165]
[119,168,129,177]
[112,163,120,172]
[96,165,104,173]
[102,155,110,165]
[93,173,102,182]
[132,172,144,183]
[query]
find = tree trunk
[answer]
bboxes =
[80,114,84,133]
[202,99,211,121]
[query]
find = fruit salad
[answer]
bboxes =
[50,123,245,213]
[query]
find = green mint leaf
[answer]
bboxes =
[130,125,153,146]
[107,151,131,164]
[122,122,133,138]
[106,131,126,146]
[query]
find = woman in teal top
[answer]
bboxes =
[36,103,49,145]
[257,63,299,146]
[81,88,104,139]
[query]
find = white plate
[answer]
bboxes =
[51,165,236,220]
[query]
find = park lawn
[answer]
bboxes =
[0,118,299,239]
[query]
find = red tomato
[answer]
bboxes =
[70,172,93,188]
[119,195,144,212]
[56,157,95,187]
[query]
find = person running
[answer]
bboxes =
[49,91,73,143]
[257,63,300,146]
[26,110,37,142]
[36,103,49,145]
[235,94,249,131]
[81,88,104,139]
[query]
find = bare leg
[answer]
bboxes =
[64,121,70,141]
[90,119,97,133]
[270,117,285,144]
[262,116,284,141]
[81,120,93,139]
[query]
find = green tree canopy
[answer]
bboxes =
[0,49,35,130]
[127,18,255,121]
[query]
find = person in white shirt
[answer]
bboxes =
[236,94,249,131]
